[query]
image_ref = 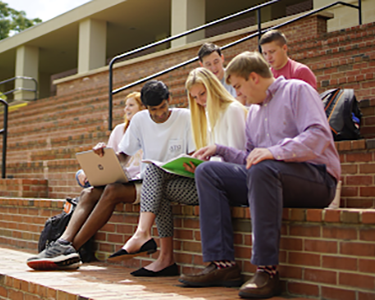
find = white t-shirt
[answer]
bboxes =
[107,122,142,179]
[107,123,125,152]
[118,108,195,175]
[207,101,247,150]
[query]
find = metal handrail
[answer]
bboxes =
[0,76,38,101]
[108,0,280,130]
[0,98,8,179]
[108,0,362,130]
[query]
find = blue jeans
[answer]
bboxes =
[195,160,337,266]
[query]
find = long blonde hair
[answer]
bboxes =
[123,92,144,133]
[186,67,246,149]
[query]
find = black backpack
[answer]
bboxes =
[321,88,362,141]
[38,197,95,263]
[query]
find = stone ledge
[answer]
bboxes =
[1,197,374,225]
[334,138,375,151]
[0,180,48,198]
[335,139,367,151]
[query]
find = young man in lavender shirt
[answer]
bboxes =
[179,51,340,299]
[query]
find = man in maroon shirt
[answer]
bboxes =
[259,29,317,89]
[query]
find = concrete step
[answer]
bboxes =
[3,130,108,162]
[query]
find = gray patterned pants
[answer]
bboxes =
[140,164,198,237]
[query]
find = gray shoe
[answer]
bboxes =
[27,240,81,271]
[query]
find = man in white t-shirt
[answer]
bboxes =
[26,80,195,271]
[104,80,200,277]
[118,86,194,175]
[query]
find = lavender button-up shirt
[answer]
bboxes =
[216,76,341,182]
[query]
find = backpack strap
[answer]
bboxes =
[341,89,357,130]
[320,88,337,101]
[66,197,79,206]
[322,89,341,116]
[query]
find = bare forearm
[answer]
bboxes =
[117,152,130,166]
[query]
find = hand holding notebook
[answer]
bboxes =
[142,154,204,178]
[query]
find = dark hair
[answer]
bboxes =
[198,42,222,62]
[259,30,287,47]
[140,80,170,106]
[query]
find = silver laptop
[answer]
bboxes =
[75,148,141,186]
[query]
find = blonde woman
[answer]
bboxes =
[187,67,247,151]
[108,68,247,278]
[27,92,146,271]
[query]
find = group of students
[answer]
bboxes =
[26,30,340,299]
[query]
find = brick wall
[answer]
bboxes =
[295,22,375,99]
[360,99,375,139]
[0,179,48,198]
[337,139,375,208]
[0,198,62,250]
[0,197,374,299]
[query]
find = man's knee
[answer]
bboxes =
[195,161,216,180]
[102,183,122,197]
[101,183,131,204]
[247,160,278,184]
[79,187,101,204]
[79,186,96,200]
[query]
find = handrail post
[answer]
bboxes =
[257,8,262,52]
[108,60,114,131]
[32,77,38,100]
[0,76,38,101]
[358,0,362,25]
[0,99,8,179]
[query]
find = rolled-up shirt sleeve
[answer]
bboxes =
[267,82,333,163]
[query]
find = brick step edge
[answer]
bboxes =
[0,268,82,300]
[0,196,374,225]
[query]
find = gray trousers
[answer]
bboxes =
[195,160,337,266]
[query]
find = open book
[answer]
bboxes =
[142,154,204,178]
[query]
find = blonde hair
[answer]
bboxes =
[186,67,247,149]
[225,51,272,85]
[123,92,144,133]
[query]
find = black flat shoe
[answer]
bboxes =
[131,263,179,277]
[107,238,157,262]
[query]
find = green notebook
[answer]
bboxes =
[143,154,204,178]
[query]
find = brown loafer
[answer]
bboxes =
[179,262,243,287]
[238,270,280,299]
